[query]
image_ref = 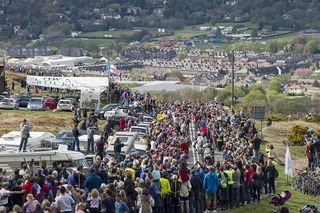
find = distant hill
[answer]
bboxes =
[1,0,320,39]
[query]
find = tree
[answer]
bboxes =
[268,78,282,93]
[313,80,320,88]
[304,40,319,54]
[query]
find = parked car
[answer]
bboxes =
[51,130,73,149]
[43,97,57,110]
[27,97,44,111]
[0,98,19,110]
[64,98,77,106]
[57,99,74,111]
[108,115,138,131]
[0,95,6,101]
[17,95,31,107]
[52,129,100,150]
[129,126,148,137]
[94,103,119,119]
[103,106,128,119]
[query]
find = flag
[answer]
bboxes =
[107,63,117,73]
[285,144,293,177]
[156,113,166,121]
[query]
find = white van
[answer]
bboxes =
[0,149,88,171]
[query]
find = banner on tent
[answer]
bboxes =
[26,76,108,90]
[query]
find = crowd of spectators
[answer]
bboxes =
[0,87,281,213]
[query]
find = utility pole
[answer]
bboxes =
[231,49,235,108]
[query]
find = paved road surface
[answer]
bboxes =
[188,118,223,166]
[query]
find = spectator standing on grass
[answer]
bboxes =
[19,119,32,152]
[252,166,264,203]
[203,166,219,212]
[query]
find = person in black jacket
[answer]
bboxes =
[72,125,80,151]
[114,138,124,162]
[190,170,202,213]
[265,160,278,195]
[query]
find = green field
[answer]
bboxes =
[81,29,136,38]
[168,26,207,39]
[60,38,115,48]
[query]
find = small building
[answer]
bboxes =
[286,84,306,95]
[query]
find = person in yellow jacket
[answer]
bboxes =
[160,172,171,213]
[125,163,136,179]
[225,164,234,209]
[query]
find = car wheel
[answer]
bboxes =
[45,106,51,111]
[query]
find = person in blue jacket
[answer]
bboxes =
[203,166,219,212]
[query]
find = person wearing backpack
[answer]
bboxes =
[265,160,278,195]
[218,167,230,210]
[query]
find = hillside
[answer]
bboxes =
[1,0,320,39]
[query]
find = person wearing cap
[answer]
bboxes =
[203,166,219,213]
[19,119,32,152]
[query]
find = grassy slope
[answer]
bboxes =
[225,121,319,212]
[225,165,320,213]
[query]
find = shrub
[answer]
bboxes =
[288,125,308,145]
[265,113,287,121]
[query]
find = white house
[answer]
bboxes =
[286,84,306,95]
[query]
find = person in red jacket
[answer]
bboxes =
[243,164,254,205]
[179,162,190,182]
[180,140,188,154]
[119,117,126,130]
[22,177,36,201]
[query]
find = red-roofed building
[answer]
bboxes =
[286,84,306,95]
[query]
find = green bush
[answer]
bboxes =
[288,125,308,145]
[265,113,287,121]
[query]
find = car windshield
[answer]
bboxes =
[56,131,72,139]
[30,99,42,103]
[59,100,70,104]
[19,96,29,100]
[2,99,13,103]
[131,128,146,133]
[73,159,89,168]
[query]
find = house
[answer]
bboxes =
[153,8,164,17]
[286,84,306,95]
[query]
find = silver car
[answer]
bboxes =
[27,97,44,111]
[57,99,73,111]
[0,98,19,110]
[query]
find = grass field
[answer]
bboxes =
[0,109,73,135]
[81,29,136,38]
[59,38,115,48]
[169,26,207,39]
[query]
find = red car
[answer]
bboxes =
[43,97,57,110]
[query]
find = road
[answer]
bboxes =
[188,117,223,166]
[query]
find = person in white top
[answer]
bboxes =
[56,186,74,213]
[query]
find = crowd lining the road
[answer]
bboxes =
[0,85,283,213]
